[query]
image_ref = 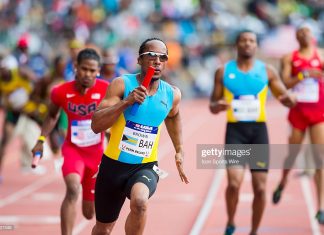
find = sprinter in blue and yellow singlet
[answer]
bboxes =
[209,31,295,235]
[91,38,189,235]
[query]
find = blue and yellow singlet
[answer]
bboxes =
[0,69,32,110]
[104,74,174,164]
[223,60,269,122]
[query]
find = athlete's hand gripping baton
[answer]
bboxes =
[130,66,155,115]
[31,151,42,168]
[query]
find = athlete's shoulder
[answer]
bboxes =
[170,85,181,95]
[169,85,181,105]
[51,80,73,94]
[289,50,298,59]
[223,60,236,73]
[95,79,109,88]
[120,73,137,82]
[160,78,172,87]
[216,64,225,72]
[96,79,109,85]
[224,60,235,67]
[254,59,265,65]
[279,52,293,63]
[110,76,126,87]
[50,81,73,105]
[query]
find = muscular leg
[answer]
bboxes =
[0,121,14,179]
[60,173,81,235]
[0,123,9,175]
[309,123,324,212]
[250,171,267,235]
[314,170,324,210]
[92,221,116,235]
[125,182,150,235]
[225,168,245,226]
[280,127,305,187]
[273,128,304,204]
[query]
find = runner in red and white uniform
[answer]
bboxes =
[272,24,324,225]
[32,48,109,235]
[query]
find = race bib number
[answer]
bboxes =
[119,120,158,158]
[293,78,319,103]
[71,120,101,147]
[232,95,260,121]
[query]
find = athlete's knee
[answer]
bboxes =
[65,183,81,201]
[130,196,148,215]
[227,181,240,194]
[92,222,114,235]
[253,185,266,199]
[284,153,298,168]
[92,226,111,235]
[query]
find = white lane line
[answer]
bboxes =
[31,192,61,201]
[0,215,59,224]
[73,219,91,235]
[152,193,195,202]
[0,175,58,208]
[300,176,321,235]
[189,169,225,235]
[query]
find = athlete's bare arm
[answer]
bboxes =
[209,66,230,114]
[267,64,296,108]
[164,86,189,184]
[280,54,300,89]
[31,101,61,156]
[91,77,147,133]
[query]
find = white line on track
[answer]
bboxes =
[300,176,321,235]
[189,169,225,235]
[0,215,59,224]
[73,219,91,235]
[0,175,58,208]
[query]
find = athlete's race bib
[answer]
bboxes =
[8,88,29,110]
[293,78,319,103]
[71,120,101,147]
[119,120,158,158]
[232,95,260,121]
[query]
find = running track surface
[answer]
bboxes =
[0,99,323,235]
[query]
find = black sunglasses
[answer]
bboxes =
[139,51,168,62]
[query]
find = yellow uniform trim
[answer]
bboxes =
[225,86,268,123]
[104,115,125,160]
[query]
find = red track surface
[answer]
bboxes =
[0,99,323,234]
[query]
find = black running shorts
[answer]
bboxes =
[225,122,269,172]
[95,156,159,223]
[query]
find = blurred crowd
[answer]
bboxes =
[0,0,323,98]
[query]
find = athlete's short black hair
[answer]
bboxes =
[235,30,259,45]
[77,48,101,65]
[139,38,168,55]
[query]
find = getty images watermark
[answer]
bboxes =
[197,144,324,170]
[0,225,14,231]
[197,145,256,169]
